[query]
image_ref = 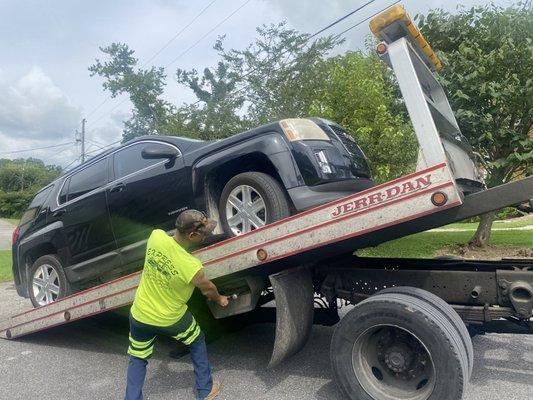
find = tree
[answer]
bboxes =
[89,43,173,141]
[419,3,533,247]
[176,61,247,139]
[309,52,417,183]
[174,23,342,137]
[0,158,62,217]
[215,23,342,125]
[0,158,61,192]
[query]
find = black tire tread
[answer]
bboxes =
[362,293,469,393]
[377,286,474,379]
[330,292,468,400]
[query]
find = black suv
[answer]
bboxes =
[12,118,373,306]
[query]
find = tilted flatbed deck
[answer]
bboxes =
[1,167,531,339]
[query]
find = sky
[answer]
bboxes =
[0,0,515,168]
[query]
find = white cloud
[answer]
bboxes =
[0,67,123,168]
[0,132,78,167]
[0,66,81,141]
[0,110,123,168]
[83,113,124,160]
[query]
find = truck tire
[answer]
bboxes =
[219,172,291,236]
[331,292,468,400]
[377,286,474,379]
[28,255,70,308]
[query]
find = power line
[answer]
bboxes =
[337,0,400,37]
[62,138,122,172]
[192,0,383,106]
[84,139,122,156]
[84,97,111,122]
[164,0,252,68]
[62,137,122,171]
[84,0,218,121]
[86,0,251,129]
[62,156,82,172]
[86,138,106,150]
[307,0,377,40]
[143,0,218,67]
[86,138,106,147]
[0,141,75,156]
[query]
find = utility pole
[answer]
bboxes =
[76,118,86,164]
[81,118,86,163]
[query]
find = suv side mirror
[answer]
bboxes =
[141,145,179,160]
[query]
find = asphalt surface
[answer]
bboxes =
[1,281,532,400]
[0,219,15,250]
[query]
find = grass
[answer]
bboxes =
[0,250,12,282]
[358,229,531,258]
[439,214,533,230]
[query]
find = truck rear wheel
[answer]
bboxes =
[330,292,468,400]
[219,172,291,236]
[377,286,473,379]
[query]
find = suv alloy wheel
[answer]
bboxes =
[219,172,291,236]
[28,255,70,307]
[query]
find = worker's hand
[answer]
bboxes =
[217,295,229,307]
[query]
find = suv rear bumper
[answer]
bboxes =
[288,178,374,211]
[11,250,28,298]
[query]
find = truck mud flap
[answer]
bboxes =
[268,266,314,368]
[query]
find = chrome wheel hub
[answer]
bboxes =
[32,264,60,306]
[225,184,267,235]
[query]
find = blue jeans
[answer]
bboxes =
[125,313,213,400]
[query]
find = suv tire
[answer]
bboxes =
[219,172,291,236]
[28,255,70,307]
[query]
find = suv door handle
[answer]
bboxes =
[52,209,66,217]
[110,182,126,193]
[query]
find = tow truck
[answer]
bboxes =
[1,5,532,399]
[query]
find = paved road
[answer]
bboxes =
[1,282,532,400]
[0,219,15,250]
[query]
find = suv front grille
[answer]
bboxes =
[328,125,371,178]
[329,125,361,155]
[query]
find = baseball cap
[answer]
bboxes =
[176,209,217,234]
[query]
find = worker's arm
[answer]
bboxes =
[191,269,229,307]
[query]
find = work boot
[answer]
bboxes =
[204,376,221,400]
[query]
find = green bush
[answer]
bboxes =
[461,207,523,223]
[0,191,35,218]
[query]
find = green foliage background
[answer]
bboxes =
[419,3,532,187]
[0,158,61,218]
[309,52,417,182]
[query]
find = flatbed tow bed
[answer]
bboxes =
[1,5,532,400]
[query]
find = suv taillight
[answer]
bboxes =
[12,227,20,245]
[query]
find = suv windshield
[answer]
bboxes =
[19,186,53,227]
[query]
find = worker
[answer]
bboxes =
[124,209,229,400]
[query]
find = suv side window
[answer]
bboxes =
[67,158,108,201]
[58,178,70,204]
[113,142,177,180]
[19,186,53,227]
